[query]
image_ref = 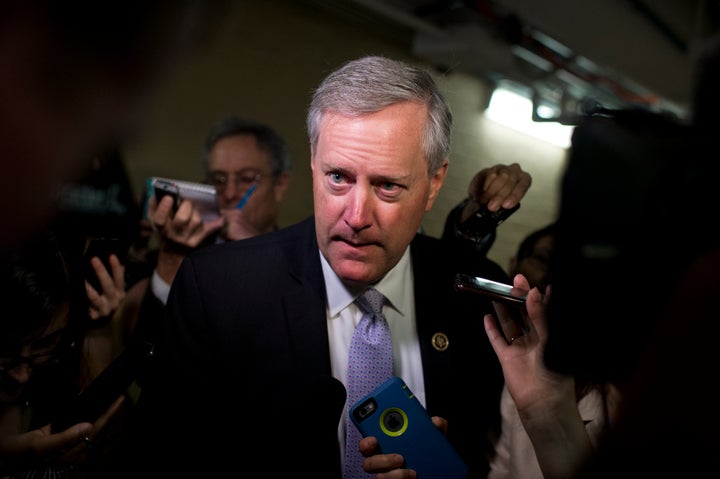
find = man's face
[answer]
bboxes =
[207,134,289,235]
[311,101,447,285]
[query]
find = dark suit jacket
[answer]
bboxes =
[132,216,508,478]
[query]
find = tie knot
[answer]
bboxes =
[356,288,385,317]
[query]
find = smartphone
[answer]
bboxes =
[148,177,219,222]
[84,237,125,292]
[456,203,520,243]
[51,341,154,433]
[350,376,468,479]
[453,273,529,306]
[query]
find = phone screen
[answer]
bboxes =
[84,237,124,291]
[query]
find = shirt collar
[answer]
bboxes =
[321,247,411,319]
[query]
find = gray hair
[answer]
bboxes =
[202,116,292,180]
[306,55,452,175]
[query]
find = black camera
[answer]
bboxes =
[456,203,520,243]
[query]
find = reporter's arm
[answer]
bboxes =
[484,277,594,479]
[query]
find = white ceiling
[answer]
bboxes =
[310,0,720,120]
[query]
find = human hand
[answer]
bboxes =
[484,275,574,416]
[461,163,532,222]
[149,195,223,285]
[358,416,447,478]
[86,253,126,320]
[0,397,125,476]
[150,195,223,249]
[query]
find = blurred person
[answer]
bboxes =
[130,55,530,478]
[544,33,720,478]
[122,117,295,351]
[53,145,146,382]
[0,229,126,479]
[0,0,228,256]
[507,223,555,293]
[146,116,293,306]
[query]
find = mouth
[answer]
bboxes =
[334,235,382,249]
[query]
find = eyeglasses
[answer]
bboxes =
[0,329,71,375]
[207,170,264,194]
[0,351,62,374]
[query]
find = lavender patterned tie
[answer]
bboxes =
[344,288,393,479]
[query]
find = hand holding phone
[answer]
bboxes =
[350,376,468,479]
[148,177,219,222]
[454,273,533,344]
[84,237,125,292]
[151,178,180,214]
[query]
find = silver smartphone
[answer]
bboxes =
[148,177,220,222]
[453,273,529,306]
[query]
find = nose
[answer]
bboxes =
[220,182,241,205]
[7,364,31,384]
[344,185,373,231]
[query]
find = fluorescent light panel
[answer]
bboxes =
[485,85,574,148]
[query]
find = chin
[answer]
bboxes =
[332,260,380,286]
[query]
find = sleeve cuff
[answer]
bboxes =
[151,269,171,306]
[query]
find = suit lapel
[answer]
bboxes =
[282,217,333,375]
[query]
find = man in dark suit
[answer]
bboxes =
[133,55,528,478]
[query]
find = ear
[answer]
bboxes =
[425,160,448,211]
[273,171,291,202]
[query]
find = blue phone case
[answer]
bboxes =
[350,376,468,479]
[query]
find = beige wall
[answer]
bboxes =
[123,0,567,276]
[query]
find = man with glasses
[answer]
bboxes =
[125,118,293,353]
[203,116,293,242]
[145,116,293,308]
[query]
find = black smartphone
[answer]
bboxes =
[350,376,468,479]
[453,273,529,306]
[456,203,520,243]
[84,237,124,292]
[51,341,154,433]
